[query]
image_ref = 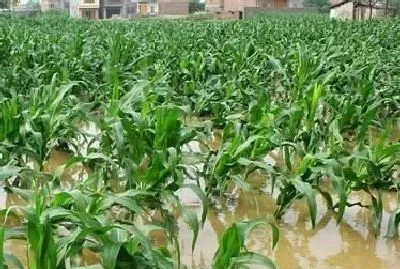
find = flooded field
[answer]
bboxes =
[3,145,400,269]
[178,180,400,269]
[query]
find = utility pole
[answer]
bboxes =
[369,0,372,19]
[385,0,389,15]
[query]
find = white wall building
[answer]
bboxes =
[330,1,389,20]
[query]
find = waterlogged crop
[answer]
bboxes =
[0,13,399,269]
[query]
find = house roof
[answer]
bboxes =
[330,0,350,9]
[331,0,393,9]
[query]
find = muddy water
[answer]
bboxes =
[178,135,400,269]
[6,168,398,269]
[0,148,92,267]
[3,161,400,269]
[0,187,28,267]
[2,122,400,269]
[178,176,400,269]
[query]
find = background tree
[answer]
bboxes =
[189,0,205,13]
[0,0,9,9]
[304,0,330,13]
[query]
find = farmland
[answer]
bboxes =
[0,13,400,269]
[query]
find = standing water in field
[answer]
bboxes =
[1,13,400,269]
[176,127,400,269]
[2,169,399,269]
[177,176,400,269]
[2,145,399,269]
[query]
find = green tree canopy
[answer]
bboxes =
[0,0,9,9]
[304,0,330,12]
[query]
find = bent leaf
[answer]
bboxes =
[231,253,276,269]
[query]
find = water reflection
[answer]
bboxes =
[178,175,400,269]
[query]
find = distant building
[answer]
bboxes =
[70,0,100,19]
[100,0,136,18]
[41,0,69,11]
[70,0,189,19]
[158,0,189,14]
[135,0,158,15]
[330,1,390,20]
[222,0,254,12]
[207,0,303,13]
[257,0,294,8]
[206,0,224,11]
[288,0,303,8]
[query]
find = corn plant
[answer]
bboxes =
[1,12,400,269]
[212,220,279,269]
